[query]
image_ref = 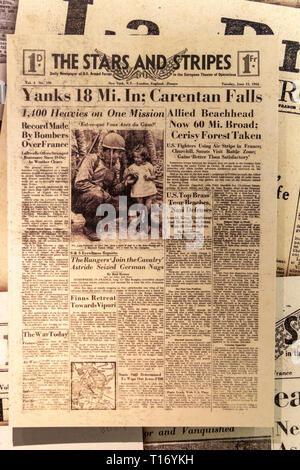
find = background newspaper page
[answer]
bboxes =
[143,426,272,450]
[0,0,18,124]
[4,0,298,446]
[0,0,18,63]
[0,0,18,287]
[14,0,300,278]
[274,277,300,450]
[0,293,8,426]
[8,33,277,427]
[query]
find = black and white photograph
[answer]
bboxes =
[71,129,164,242]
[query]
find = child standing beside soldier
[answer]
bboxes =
[125,144,157,213]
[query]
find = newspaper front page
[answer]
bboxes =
[14,0,300,277]
[8,32,277,427]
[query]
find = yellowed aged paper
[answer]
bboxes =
[15,0,300,276]
[8,32,277,427]
[0,109,7,292]
[273,277,300,450]
[143,427,272,450]
[0,293,8,425]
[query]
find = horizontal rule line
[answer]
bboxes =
[21,85,261,89]
[275,376,300,380]
[278,110,300,115]
[21,106,165,108]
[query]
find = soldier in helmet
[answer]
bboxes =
[73,132,135,241]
